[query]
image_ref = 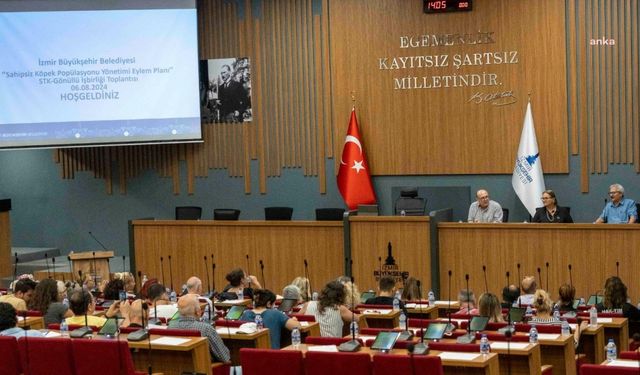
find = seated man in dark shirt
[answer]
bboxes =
[365,276,402,308]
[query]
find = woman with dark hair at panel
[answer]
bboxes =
[239,289,299,349]
[28,278,73,326]
[219,268,262,300]
[596,276,640,321]
[478,293,504,323]
[304,281,360,337]
[531,190,573,223]
[401,277,421,301]
[557,284,577,312]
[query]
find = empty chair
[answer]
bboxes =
[394,188,426,216]
[580,364,639,374]
[0,336,21,375]
[264,207,293,220]
[213,208,241,220]
[373,354,444,375]
[305,351,372,375]
[240,348,304,375]
[18,336,75,375]
[71,338,144,375]
[315,208,345,221]
[175,206,202,220]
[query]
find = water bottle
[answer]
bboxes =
[579,297,585,306]
[561,319,571,336]
[392,297,400,311]
[291,327,301,348]
[62,297,69,307]
[237,288,244,300]
[589,305,598,326]
[350,320,359,337]
[428,290,436,305]
[142,274,148,286]
[399,312,407,329]
[254,314,264,329]
[480,334,490,355]
[60,320,69,338]
[528,324,538,344]
[525,305,533,316]
[312,292,318,301]
[169,290,177,303]
[606,338,617,361]
[400,210,406,216]
[553,306,560,320]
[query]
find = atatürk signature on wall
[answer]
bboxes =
[468,90,517,106]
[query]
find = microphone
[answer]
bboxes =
[537,267,542,290]
[412,280,428,355]
[516,263,521,292]
[407,343,417,375]
[88,231,108,250]
[44,253,51,278]
[51,256,56,280]
[204,256,211,296]
[66,255,72,283]
[482,265,488,293]
[245,254,251,280]
[445,270,454,333]
[168,255,174,293]
[259,260,265,289]
[128,302,150,341]
[212,262,217,295]
[137,271,142,292]
[568,264,573,286]
[70,292,93,338]
[160,256,165,287]
[304,259,312,299]
[122,255,126,274]
[506,271,510,287]
[13,252,18,283]
[457,274,475,344]
[91,251,98,292]
[616,261,619,277]
[338,276,361,352]
[545,262,549,292]
[78,269,83,285]
[378,256,382,281]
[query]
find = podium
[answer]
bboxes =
[0,199,11,282]
[69,251,114,285]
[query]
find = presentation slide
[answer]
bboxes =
[0,0,201,148]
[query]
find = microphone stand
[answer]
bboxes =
[412,280,428,355]
[204,256,211,297]
[616,261,619,278]
[13,252,18,283]
[482,265,488,293]
[446,270,454,333]
[259,260,265,289]
[338,277,361,352]
[568,264,573,287]
[457,274,475,344]
[168,255,174,295]
[51,257,56,280]
[45,253,50,278]
[545,262,549,293]
[160,256,165,287]
[67,255,73,284]
[537,267,542,290]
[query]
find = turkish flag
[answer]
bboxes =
[337,109,377,210]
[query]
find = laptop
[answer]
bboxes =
[469,316,490,332]
[98,317,121,336]
[370,331,401,351]
[423,323,448,341]
[360,291,376,303]
[508,307,527,323]
[587,295,603,305]
[278,298,297,313]
[225,305,247,320]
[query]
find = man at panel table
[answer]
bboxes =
[594,183,637,224]
[467,189,503,223]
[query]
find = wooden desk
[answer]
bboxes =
[580,324,605,364]
[405,304,439,320]
[214,299,252,308]
[123,333,210,375]
[520,332,576,375]
[132,220,344,295]
[18,316,44,330]
[283,344,499,375]
[359,309,401,329]
[215,326,271,365]
[279,321,321,348]
[600,317,628,352]
[439,338,541,375]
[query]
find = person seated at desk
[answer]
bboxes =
[532,190,573,223]
[283,284,308,312]
[113,272,136,297]
[291,277,311,302]
[240,289,299,349]
[28,278,72,326]
[501,284,520,308]
[186,276,213,321]
[102,279,125,301]
[556,284,577,312]
[401,277,421,302]
[468,189,503,223]
[514,276,537,307]
[0,278,36,312]
[119,299,146,328]
[365,276,402,308]
[219,268,262,301]
[304,281,360,337]
[594,183,637,224]
[529,290,587,347]
[337,276,361,310]
[457,289,478,314]
[0,302,43,338]
[65,289,118,328]
[168,294,230,363]
[596,276,640,321]
[478,293,504,323]
[146,283,178,322]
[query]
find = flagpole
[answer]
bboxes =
[350,91,356,110]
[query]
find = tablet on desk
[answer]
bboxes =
[98,317,121,336]
[469,316,489,332]
[225,305,246,320]
[360,291,376,303]
[508,307,526,323]
[587,295,603,305]
[370,331,401,351]
[423,323,447,341]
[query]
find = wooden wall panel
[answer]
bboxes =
[0,212,11,280]
[132,220,344,294]
[329,0,568,175]
[349,216,431,293]
[439,223,640,303]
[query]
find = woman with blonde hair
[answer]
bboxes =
[530,289,587,347]
[291,277,311,302]
[478,293,504,323]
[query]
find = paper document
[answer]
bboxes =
[438,352,480,361]
[607,360,640,367]
[150,337,190,346]
[535,333,560,340]
[490,342,529,350]
[307,345,338,352]
[597,318,613,323]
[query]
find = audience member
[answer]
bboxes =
[28,278,72,326]
[221,268,262,300]
[146,283,178,321]
[240,289,299,349]
[514,276,537,306]
[457,289,478,314]
[65,289,116,328]
[0,302,43,338]
[168,294,230,363]
[102,279,125,300]
[401,277,421,301]
[530,289,587,347]
[468,189,503,223]
[186,276,213,321]
[0,279,36,311]
[337,276,361,309]
[532,190,573,223]
[365,276,402,308]
[291,277,311,301]
[478,293,504,323]
[120,299,146,328]
[596,276,640,321]
[304,281,359,337]
[595,183,637,223]
[501,284,520,308]
[113,272,136,295]
[557,284,577,312]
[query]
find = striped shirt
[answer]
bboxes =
[168,316,230,362]
[305,301,343,337]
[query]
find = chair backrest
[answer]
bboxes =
[214,319,244,327]
[0,336,21,375]
[213,208,241,220]
[71,338,137,375]
[408,318,457,329]
[315,208,345,221]
[305,351,372,375]
[395,197,426,216]
[18,336,75,375]
[515,323,561,334]
[240,348,304,375]
[175,206,202,220]
[619,351,640,360]
[25,310,43,317]
[476,332,530,342]
[264,207,293,220]
[289,313,316,322]
[373,354,444,375]
[580,364,640,374]
[428,342,480,352]
[304,336,352,346]
[502,208,509,222]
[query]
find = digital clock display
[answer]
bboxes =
[424,0,472,13]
